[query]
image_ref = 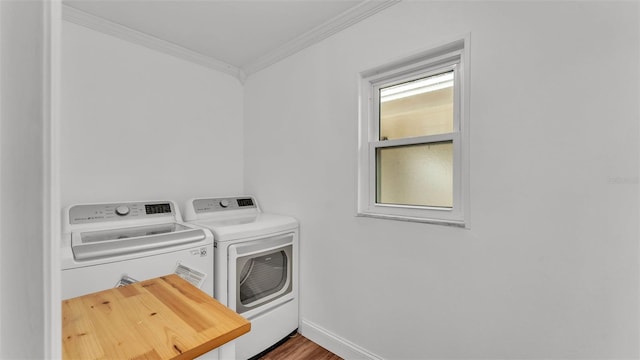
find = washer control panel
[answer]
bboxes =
[69,201,174,224]
[193,197,256,214]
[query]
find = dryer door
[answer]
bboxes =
[228,233,294,315]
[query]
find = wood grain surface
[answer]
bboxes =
[62,274,250,360]
[258,333,342,360]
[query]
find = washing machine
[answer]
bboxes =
[61,200,214,300]
[184,196,299,360]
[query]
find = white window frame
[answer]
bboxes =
[357,37,470,226]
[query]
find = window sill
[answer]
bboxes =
[356,211,466,228]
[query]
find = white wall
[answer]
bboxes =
[61,21,244,211]
[244,2,639,359]
[0,1,49,358]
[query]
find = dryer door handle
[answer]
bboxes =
[229,233,294,258]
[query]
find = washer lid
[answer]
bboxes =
[71,223,207,261]
[193,213,297,241]
[78,223,191,243]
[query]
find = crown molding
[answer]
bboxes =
[61,5,244,80]
[242,0,401,76]
[61,1,399,82]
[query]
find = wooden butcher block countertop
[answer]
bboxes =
[62,274,250,360]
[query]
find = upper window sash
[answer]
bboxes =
[370,61,461,143]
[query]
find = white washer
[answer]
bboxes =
[61,200,214,300]
[184,196,299,360]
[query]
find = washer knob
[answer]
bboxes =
[115,205,130,216]
[219,200,230,208]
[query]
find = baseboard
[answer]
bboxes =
[299,319,384,360]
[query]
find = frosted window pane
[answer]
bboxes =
[376,142,453,208]
[380,72,453,140]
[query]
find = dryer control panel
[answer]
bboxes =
[193,197,256,214]
[69,201,175,224]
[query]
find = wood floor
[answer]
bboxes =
[257,333,343,360]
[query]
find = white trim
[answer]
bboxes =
[357,212,465,227]
[243,0,400,76]
[61,1,399,81]
[299,319,384,360]
[43,0,62,358]
[0,2,3,355]
[371,133,455,149]
[61,4,244,80]
[361,45,464,82]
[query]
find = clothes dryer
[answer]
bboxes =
[184,196,299,360]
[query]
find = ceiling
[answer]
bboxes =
[62,0,398,79]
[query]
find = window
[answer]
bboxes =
[357,38,469,226]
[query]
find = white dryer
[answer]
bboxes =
[184,196,299,360]
[61,200,214,300]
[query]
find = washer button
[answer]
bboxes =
[115,206,130,216]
